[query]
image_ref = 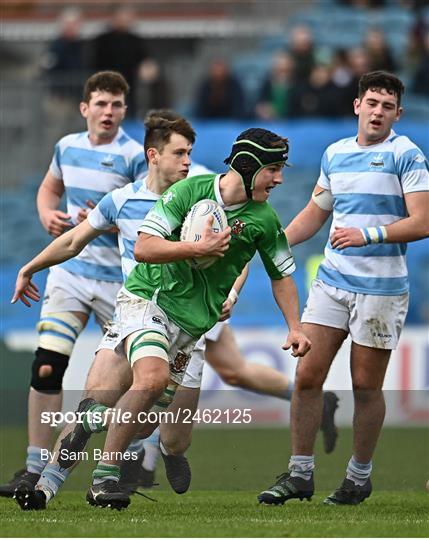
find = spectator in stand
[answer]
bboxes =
[335,47,370,115]
[363,28,396,72]
[331,48,354,89]
[288,25,316,85]
[337,0,386,6]
[40,8,88,103]
[90,6,146,116]
[136,59,171,119]
[193,59,246,119]
[411,30,429,95]
[255,52,297,120]
[407,11,428,72]
[294,64,341,118]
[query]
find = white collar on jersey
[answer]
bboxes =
[139,174,162,198]
[355,129,397,149]
[214,174,247,211]
[85,127,125,148]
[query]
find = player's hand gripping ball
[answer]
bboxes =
[180,199,228,269]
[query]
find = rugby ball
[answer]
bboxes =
[180,199,228,269]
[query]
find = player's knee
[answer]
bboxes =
[295,363,324,391]
[37,312,84,357]
[31,347,69,394]
[161,433,191,455]
[132,371,169,397]
[352,377,383,393]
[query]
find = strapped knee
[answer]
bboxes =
[31,347,69,394]
[126,330,170,367]
[37,312,84,356]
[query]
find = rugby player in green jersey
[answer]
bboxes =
[86,127,311,508]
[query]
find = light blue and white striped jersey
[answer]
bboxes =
[87,178,160,282]
[86,163,214,282]
[49,127,146,282]
[317,130,429,296]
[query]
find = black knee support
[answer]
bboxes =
[31,347,70,394]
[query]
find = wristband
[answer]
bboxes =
[228,288,238,304]
[360,226,387,245]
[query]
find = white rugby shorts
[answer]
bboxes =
[204,320,229,342]
[41,266,120,329]
[302,279,409,350]
[98,287,203,387]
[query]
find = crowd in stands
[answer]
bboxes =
[40,6,170,116]
[39,3,429,120]
[194,20,429,119]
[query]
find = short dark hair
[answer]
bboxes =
[144,109,196,160]
[83,71,129,103]
[358,71,404,107]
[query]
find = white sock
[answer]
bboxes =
[289,455,315,481]
[346,456,372,486]
[159,441,169,456]
[143,442,161,472]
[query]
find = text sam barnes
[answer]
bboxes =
[40,449,139,462]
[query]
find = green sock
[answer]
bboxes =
[92,462,120,485]
[82,404,109,433]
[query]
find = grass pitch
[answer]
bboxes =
[1,426,428,537]
[1,490,428,538]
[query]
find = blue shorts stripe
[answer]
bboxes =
[38,330,76,344]
[39,317,79,339]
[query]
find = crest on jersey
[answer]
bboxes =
[231,218,246,237]
[369,153,385,168]
[171,351,190,374]
[101,154,114,168]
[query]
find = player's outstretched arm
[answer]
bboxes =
[135,215,231,264]
[285,186,332,248]
[37,171,73,237]
[331,191,429,249]
[271,276,311,357]
[11,220,102,306]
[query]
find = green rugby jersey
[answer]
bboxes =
[125,174,295,337]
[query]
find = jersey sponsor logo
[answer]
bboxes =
[152,316,167,329]
[369,153,385,169]
[171,351,190,375]
[231,218,246,237]
[162,191,175,204]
